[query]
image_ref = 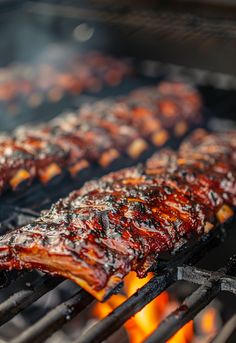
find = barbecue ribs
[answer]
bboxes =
[0,130,235,300]
[0,81,201,195]
[0,51,131,103]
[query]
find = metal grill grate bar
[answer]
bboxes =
[75,271,175,343]
[4,223,232,343]
[0,275,62,326]
[211,314,236,343]
[144,281,220,343]
[178,266,236,295]
[10,288,94,343]
[74,255,236,343]
[144,256,236,343]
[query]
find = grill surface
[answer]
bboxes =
[0,49,235,343]
[0,205,235,343]
[0,1,235,341]
[1,65,236,213]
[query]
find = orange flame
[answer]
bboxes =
[93,272,194,343]
[196,307,219,343]
[200,307,217,336]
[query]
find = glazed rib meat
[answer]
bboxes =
[0,81,201,194]
[0,51,132,104]
[0,130,235,301]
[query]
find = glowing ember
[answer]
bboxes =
[93,272,194,343]
[200,307,218,336]
[195,306,219,342]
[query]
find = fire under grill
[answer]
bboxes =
[0,205,235,343]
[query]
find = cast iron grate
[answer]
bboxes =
[0,207,235,343]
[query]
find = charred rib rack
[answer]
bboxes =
[0,51,131,104]
[0,81,201,195]
[0,130,235,301]
[0,220,234,343]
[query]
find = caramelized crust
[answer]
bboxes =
[0,81,201,194]
[0,130,235,301]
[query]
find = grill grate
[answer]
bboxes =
[74,226,236,343]
[144,258,236,343]
[0,275,63,327]
[10,287,94,343]
[0,71,235,343]
[0,205,235,343]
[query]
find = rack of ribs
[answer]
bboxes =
[0,51,132,104]
[0,81,201,195]
[0,129,235,301]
